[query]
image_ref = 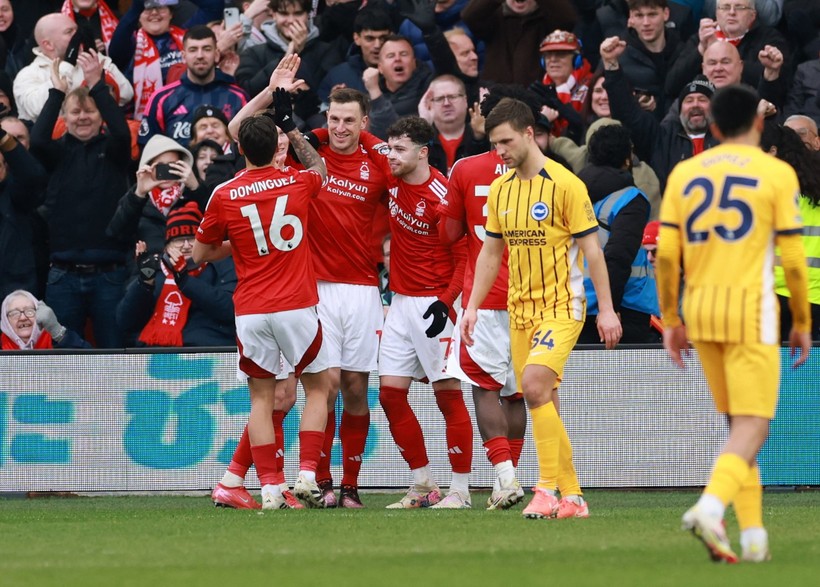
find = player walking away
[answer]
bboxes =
[439,148,527,510]
[461,98,622,520]
[657,85,811,563]
[194,55,334,510]
[377,116,474,509]
[305,88,391,509]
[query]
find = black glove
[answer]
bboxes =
[398,0,437,34]
[272,87,297,133]
[422,300,449,338]
[528,81,562,110]
[136,252,161,288]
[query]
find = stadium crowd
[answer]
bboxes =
[0,0,818,549]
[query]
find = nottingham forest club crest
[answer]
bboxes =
[415,199,427,217]
[530,201,549,222]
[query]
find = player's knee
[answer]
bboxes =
[379,386,409,414]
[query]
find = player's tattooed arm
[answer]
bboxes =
[288,129,326,181]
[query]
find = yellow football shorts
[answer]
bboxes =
[693,340,779,419]
[510,318,583,383]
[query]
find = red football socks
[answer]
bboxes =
[379,386,429,469]
[340,411,370,486]
[434,389,473,474]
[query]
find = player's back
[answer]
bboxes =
[661,144,801,343]
[201,166,323,315]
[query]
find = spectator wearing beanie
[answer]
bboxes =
[117,201,237,347]
[107,134,204,256]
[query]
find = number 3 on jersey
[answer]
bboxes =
[241,196,303,256]
[683,175,756,243]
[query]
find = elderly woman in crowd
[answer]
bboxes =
[1,290,89,349]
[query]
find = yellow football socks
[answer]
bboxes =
[733,464,763,530]
[530,402,561,490]
[704,453,751,506]
[556,416,582,497]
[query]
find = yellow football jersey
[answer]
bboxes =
[486,158,598,329]
[659,144,802,344]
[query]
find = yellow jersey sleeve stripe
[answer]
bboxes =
[572,226,598,238]
[486,230,503,239]
[776,228,803,236]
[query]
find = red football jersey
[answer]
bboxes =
[388,167,457,297]
[308,143,390,285]
[198,166,323,315]
[439,151,510,310]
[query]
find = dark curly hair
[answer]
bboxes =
[761,124,820,207]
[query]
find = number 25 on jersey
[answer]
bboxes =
[241,195,303,256]
[683,175,757,243]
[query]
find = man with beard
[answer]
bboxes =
[601,35,719,189]
[139,25,247,147]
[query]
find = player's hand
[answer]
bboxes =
[595,309,622,350]
[423,299,450,338]
[272,87,297,133]
[268,53,305,94]
[663,324,690,369]
[788,328,811,368]
[460,308,478,347]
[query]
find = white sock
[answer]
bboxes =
[279,482,290,493]
[696,493,726,519]
[450,472,470,496]
[261,483,281,499]
[494,460,515,487]
[412,465,434,488]
[564,494,584,505]
[299,470,316,483]
[220,471,244,488]
[492,477,500,492]
[740,527,768,550]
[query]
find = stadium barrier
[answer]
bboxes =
[1,347,817,493]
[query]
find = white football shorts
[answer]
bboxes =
[317,281,383,372]
[235,306,330,380]
[447,308,518,397]
[378,293,454,383]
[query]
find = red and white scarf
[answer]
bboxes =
[150,183,183,217]
[138,263,205,347]
[714,28,745,46]
[61,0,119,51]
[133,25,186,120]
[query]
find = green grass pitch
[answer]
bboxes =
[1,490,819,587]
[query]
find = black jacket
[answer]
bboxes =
[619,27,684,120]
[0,142,47,298]
[117,258,238,347]
[31,81,132,262]
[665,22,790,100]
[604,67,719,190]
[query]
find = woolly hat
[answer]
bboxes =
[192,104,229,129]
[144,0,179,9]
[642,220,661,246]
[678,75,715,103]
[165,201,202,243]
[139,134,193,169]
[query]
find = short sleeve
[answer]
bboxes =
[438,160,466,220]
[564,180,598,237]
[197,192,226,245]
[485,176,503,237]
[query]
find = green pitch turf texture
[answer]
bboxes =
[2,490,818,587]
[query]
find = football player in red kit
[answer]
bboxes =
[307,88,391,509]
[376,116,474,509]
[439,147,527,510]
[194,55,333,510]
